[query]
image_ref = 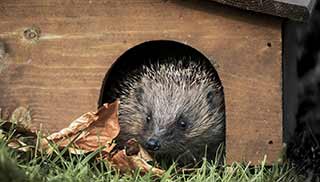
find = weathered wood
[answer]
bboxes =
[210,0,317,21]
[0,0,282,164]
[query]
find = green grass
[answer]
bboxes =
[0,140,304,181]
[0,120,304,182]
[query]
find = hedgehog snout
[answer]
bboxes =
[145,138,161,151]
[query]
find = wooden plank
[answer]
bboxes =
[209,0,317,21]
[0,0,282,164]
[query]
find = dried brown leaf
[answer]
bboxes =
[7,138,33,152]
[2,100,166,176]
[0,122,37,138]
[108,139,165,176]
[10,107,32,129]
[41,100,120,154]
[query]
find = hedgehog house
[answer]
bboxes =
[0,0,317,164]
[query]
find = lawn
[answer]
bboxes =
[0,120,304,182]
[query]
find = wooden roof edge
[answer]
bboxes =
[209,0,317,21]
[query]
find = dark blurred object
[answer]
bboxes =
[287,2,320,180]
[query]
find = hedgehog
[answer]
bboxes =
[113,57,225,165]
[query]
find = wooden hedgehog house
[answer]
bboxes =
[0,0,316,164]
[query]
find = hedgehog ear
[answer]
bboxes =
[207,91,214,103]
[207,90,223,110]
[135,86,144,103]
[207,90,218,109]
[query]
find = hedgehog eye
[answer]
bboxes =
[146,113,152,123]
[146,116,151,123]
[177,119,188,130]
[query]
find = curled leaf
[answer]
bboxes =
[108,139,165,176]
[2,100,166,176]
[0,122,37,138]
[7,138,33,152]
[10,107,32,129]
[41,100,120,154]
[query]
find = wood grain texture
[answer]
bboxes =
[210,0,317,21]
[0,0,282,164]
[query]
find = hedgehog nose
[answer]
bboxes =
[145,138,161,151]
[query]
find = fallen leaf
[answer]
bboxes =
[41,100,120,154]
[7,138,33,152]
[1,100,166,176]
[108,139,165,176]
[10,107,32,129]
[0,122,37,138]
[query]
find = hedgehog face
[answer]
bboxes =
[116,60,225,162]
[135,85,224,156]
[140,108,191,154]
[118,85,224,161]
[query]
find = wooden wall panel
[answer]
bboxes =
[0,0,282,164]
